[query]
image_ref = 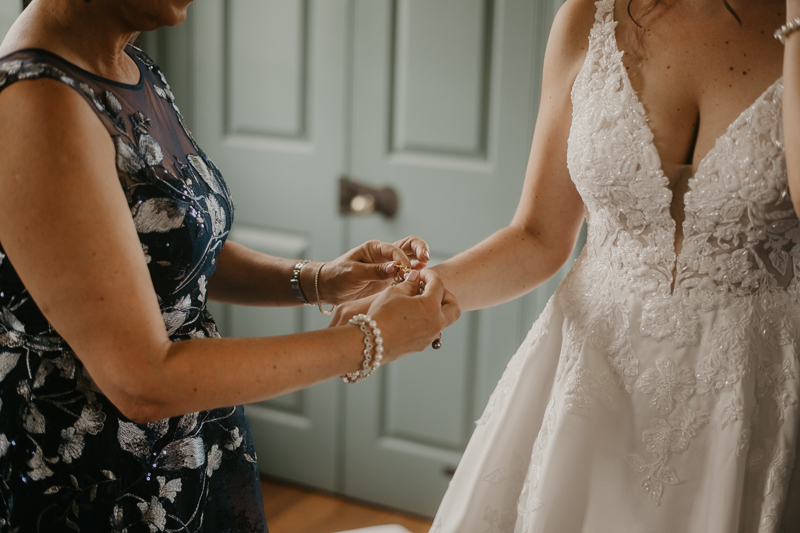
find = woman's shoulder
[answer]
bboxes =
[549,0,601,65]
[0,49,101,113]
[538,0,600,95]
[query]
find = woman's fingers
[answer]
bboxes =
[394,269,421,294]
[440,288,461,327]
[419,270,460,326]
[348,240,414,281]
[395,235,430,264]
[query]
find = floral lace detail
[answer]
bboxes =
[478,454,528,533]
[554,0,800,513]
[564,364,615,420]
[517,398,556,531]
[636,357,695,416]
[568,0,796,345]
[625,404,710,505]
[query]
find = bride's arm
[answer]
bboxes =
[429,0,594,312]
[783,0,800,215]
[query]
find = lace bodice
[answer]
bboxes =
[567,0,798,344]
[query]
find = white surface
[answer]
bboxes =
[333,526,413,533]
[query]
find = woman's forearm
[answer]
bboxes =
[432,223,581,312]
[113,325,365,423]
[100,271,454,424]
[206,240,310,307]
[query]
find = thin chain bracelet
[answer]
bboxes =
[314,262,336,315]
[392,262,425,294]
[341,314,384,384]
[775,17,800,44]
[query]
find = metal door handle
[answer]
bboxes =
[340,177,398,218]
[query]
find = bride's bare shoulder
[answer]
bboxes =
[542,0,599,87]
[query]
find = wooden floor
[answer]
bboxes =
[261,477,433,533]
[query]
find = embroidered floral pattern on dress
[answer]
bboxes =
[625,404,710,505]
[517,398,557,531]
[549,0,800,512]
[478,453,528,533]
[0,47,266,532]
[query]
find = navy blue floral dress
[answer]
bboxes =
[0,47,268,532]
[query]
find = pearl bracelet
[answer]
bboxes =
[341,314,384,384]
[775,17,800,45]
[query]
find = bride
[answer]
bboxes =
[340,0,800,530]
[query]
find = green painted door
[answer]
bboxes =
[342,0,570,515]
[187,0,350,492]
[28,0,573,517]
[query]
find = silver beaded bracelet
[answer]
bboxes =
[775,17,800,45]
[341,314,384,384]
[290,260,311,305]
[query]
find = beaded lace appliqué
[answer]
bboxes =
[484,0,800,519]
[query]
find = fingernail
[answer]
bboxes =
[406,270,419,282]
[384,262,396,273]
[424,248,431,260]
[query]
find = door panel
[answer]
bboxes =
[392,0,491,155]
[227,0,308,138]
[0,3,21,42]
[185,0,575,515]
[343,0,570,515]
[192,0,350,491]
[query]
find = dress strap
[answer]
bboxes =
[594,0,615,21]
[590,0,617,43]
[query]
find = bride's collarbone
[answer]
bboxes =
[613,0,783,150]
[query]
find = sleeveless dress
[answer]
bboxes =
[0,47,268,532]
[431,2,800,532]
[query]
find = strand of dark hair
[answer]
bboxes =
[627,0,741,28]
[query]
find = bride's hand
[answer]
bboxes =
[317,236,429,305]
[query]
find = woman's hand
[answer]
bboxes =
[316,235,430,305]
[328,294,377,327]
[354,269,460,361]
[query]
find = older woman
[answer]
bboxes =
[0,0,459,531]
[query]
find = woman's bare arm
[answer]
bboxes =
[207,236,429,307]
[0,79,458,424]
[429,0,593,312]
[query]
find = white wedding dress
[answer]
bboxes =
[430,1,800,532]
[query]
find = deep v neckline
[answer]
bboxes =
[603,3,781,293]
[607,13,781,187]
